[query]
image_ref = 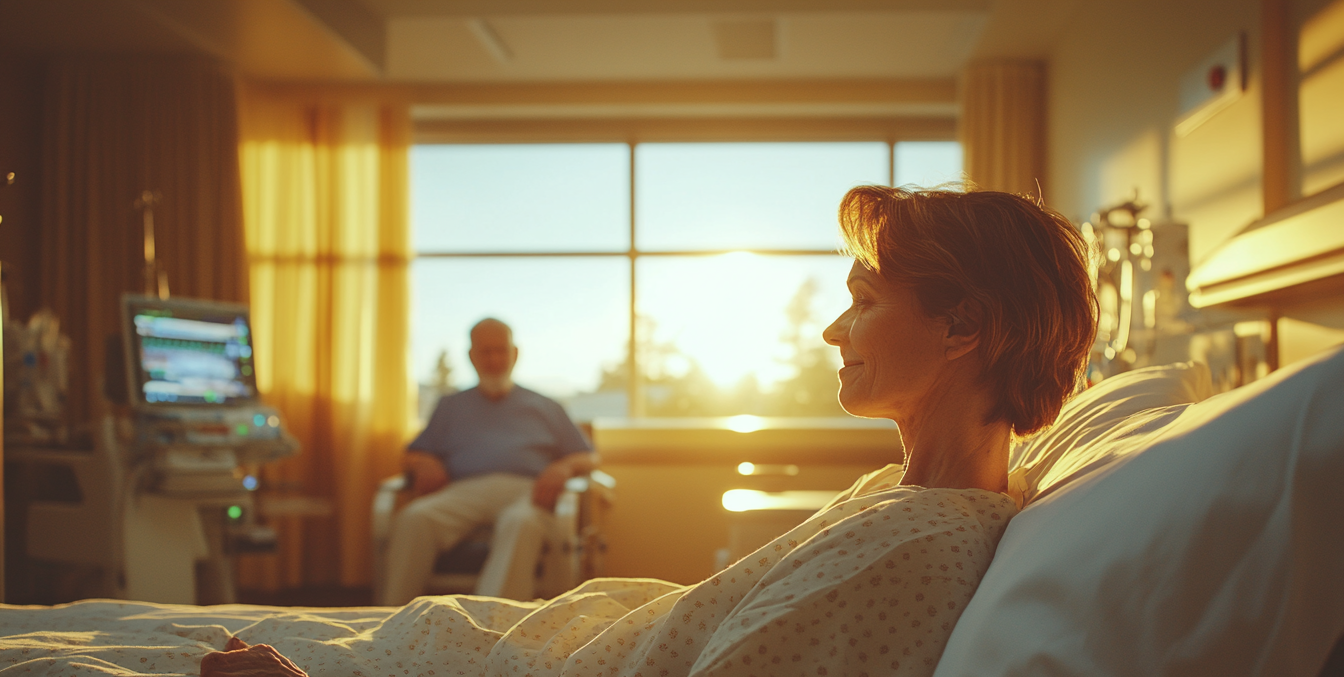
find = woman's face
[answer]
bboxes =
[823,260,950,420]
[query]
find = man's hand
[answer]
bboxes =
[531,453,598,511]
[531,461,571,512]
[404,451,450,498]
[200,638,307,677]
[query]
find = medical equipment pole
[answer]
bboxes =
[133,190,169,300]
[0,169,14,603]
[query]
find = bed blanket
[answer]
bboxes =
[0,469,1014,677]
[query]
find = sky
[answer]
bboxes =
[409,141,962,398]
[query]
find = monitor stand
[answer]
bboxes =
[123,492,245,605]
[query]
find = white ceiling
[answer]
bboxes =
[385,11,989,81]
[0,0,1078,83]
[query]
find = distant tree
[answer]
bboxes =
[597,315,764,416]
[430,350,454,391]
[768,277,846,416]
[596,316,683,392]
[592,281,847,418]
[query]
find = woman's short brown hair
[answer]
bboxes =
[838,185,1098,436]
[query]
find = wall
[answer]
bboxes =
[0,54,44,322]
[1048,0,1263,264]
[1049,0,1344,367]
[602,462,880,583]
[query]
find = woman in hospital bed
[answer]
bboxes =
[3,186,1098,677]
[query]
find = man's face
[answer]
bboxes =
[469,323,518,381]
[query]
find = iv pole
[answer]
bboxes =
[0,169,14,603]
[133,190,169,300]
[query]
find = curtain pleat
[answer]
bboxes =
[236,90,411,589]
[961,61,1048,196]
[40,57,247,429]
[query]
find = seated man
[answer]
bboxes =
[382,318,596,604]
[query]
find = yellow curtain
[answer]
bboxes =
[40,57,247,426]
[236,89,412,589]
[961,60,1048,196]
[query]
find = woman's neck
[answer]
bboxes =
[895,371,1011,494]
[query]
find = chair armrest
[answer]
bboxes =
[560,470,615,580]
[371,474,409,543]
[564,469,616,493]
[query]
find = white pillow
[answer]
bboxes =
[1008,360,1213,505]
[934,344,1344,677]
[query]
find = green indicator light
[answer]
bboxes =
[235,424,250,436]
[227,505,243,520]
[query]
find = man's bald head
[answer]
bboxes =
[469,318,518,398]
[470,318,514,347]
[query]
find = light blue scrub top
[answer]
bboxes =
[408,386,590,480]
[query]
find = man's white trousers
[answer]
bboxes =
[381,473,557,605]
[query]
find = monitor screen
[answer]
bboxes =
[123,295,259,406]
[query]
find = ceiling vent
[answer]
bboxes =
[468,18,513,63]
[712,19,777,60]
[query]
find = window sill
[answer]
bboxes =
[591,416,902,465]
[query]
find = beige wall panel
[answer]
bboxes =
[1170,87,1264,264]
[1096,127,1166,215]
[601,463,880,584]
[1048,0,1260,238]
[1299,0,1344,71]
[1278,316,1344,367]
[1300,57,1344,195]
[1178,189,1267,269]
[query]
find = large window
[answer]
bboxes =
[411,141,962,420]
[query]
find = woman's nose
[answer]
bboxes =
[822,311,848,346]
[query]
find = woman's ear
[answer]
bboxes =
[943,300,982,361]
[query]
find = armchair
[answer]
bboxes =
[371,470,614,602]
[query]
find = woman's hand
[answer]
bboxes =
[200,638,307,677]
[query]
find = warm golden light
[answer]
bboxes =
[736,462,802,476]
[726,415,764,433]
[722,489,765,512]
[639,252,850,392]
[722,489,839,512]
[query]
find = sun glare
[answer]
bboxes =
[639,252,849,390]
[409,141,961,409]
[721,489,841,512]
[726,415,765,433]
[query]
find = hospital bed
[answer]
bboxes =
[1,344,1341,677]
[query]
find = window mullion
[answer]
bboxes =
[628,141,642,417]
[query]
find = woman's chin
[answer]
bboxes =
[837,392,883,419]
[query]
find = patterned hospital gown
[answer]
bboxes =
[0,464,1016,677]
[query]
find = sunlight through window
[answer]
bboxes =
[410,140,962,421]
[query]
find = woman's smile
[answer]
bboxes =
[822,261,952,420]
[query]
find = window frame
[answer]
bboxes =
[411,137,961,415]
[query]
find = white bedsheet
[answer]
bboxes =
[0,470,1015,677]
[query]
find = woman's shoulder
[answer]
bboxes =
[820,483,1018,540]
